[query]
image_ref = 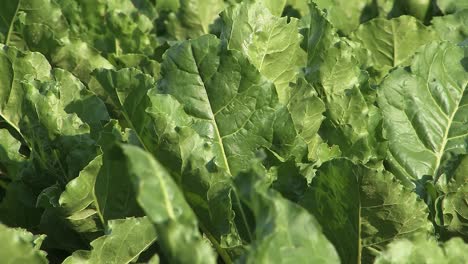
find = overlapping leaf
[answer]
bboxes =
[221,1,305,103]
[63,217,157,264]
[235,166,340,264]
[300,159,432,263]
[351,16,438,83]
[0,224,48,264]
[432,9,468,44]
[375,235,468,263]
[120,144,217,264]
[378,41,467,184]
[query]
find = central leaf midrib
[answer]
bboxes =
[433,83,466,178]
[428,48,466,178]
[391,21,397,67]
[189,46,231,175]
[4,0,21,45]
[189,44,253,243]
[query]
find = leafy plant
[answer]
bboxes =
[0,0,467,263]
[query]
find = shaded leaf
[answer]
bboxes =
[300,159,432,263]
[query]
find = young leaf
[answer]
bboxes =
[147,34,280,249]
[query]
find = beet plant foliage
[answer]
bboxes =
[0,0,467,263]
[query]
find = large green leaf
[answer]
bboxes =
[299,159,432,264]
[235,166,340,264]
[0,224,48,264]
[351,16,438,83]
[221,1,305,103]
[120,144,217,264]
[0,45,51,133]
[378,41,467,184]
[147,34,281,250]
[63,217,156,264]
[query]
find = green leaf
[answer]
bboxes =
[147,34,281,249]
[63,217,156,264]
[4,0,69,48]
[120,144,217,264]
[432,9,468,44]
[0,0,19,44]
[88,68,156,151]
[0,45,51,133]
[108,53,161,78]
[235,166,340,264]
[51,40,114,83]
[0,129,26,179]
[313,0,395,35]
[377,41,467,183]
[375,235,468,263]
[305,5,381,162]
[94,146,143,222]
[59,155,104,233]
[165,0,224,39]
[437,0,468,14]
[435,156,468,238]
[50,69,109,136]
[221,1,305,103]
[19,80,98,187]
[351,16,438,83]
[0,224,48,264]
[258,0,287,16]
[299,159,432,264]
[285,78,327,161]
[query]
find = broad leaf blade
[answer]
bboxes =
[63,217,156,264]
[351,16,438,83]
[300,159,432,263]
[147,34,280,249]
[378,41,467,183]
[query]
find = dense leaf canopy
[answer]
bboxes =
[0,0,466,263]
